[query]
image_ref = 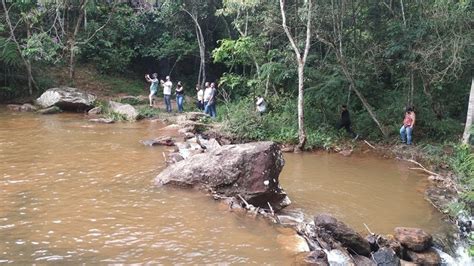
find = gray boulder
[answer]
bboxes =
[373,247,400,265]
[155,141,290,210]
[109,101,139,121]
[314,214,371,256]
[36,87,96,111]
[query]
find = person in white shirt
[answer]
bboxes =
[196,84,204,110]
[160,76,173,112]
[256,96,266,115]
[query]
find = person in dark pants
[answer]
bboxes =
[337,105,359,140]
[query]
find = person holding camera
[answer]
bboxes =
[145,73,159,107]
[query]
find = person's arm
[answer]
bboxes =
[411,113,416,128]
[145,75,151,82]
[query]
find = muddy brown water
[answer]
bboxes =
[0,110,451,263]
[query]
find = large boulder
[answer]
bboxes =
[394,227,433,252]
[36,87,96,111]
[155,141,290,210]
[108,101,139,121]
[314,214,371,256]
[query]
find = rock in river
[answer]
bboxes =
[108,101,139,121]
[155,141,290,210]
[314,214,371,256]
[406,248,441,265]
[36,87,96,111]
[394,227,433,252]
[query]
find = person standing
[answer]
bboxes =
[256,95,266,115]
[160,76,173,112]
[203,82,212,114]
[196,84,204,110]
[175,81,184,113]
[400,106,416,145]
[205,82,217,118]
[337,105,358,140]
[145,73,159,107]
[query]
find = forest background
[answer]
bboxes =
[1,0,473,248]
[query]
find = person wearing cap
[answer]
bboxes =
[160,76,173,112]
[145,73,159,107]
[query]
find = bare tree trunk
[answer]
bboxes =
[279,0,312,152]
[183,7,206,89]
[2,0,36,95]
[462,77,474,144]
[69,0,88,81]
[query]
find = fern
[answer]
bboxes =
[0,37,21,67]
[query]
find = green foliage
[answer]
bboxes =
[137,106,161,118]
[104,111,127,122]
[21,32,61,63]
[97,75,144,96]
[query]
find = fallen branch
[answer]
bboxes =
[237,194,250,209]
[364,140,376,149]
[402,159,440,176]
[363,223,375,235]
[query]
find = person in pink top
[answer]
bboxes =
[400,106,416,145]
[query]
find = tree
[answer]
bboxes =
[463,78,474,144]
[279,0,312,152]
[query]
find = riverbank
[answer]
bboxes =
[4,81,472,261]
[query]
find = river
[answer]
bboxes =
[0,110,455,263]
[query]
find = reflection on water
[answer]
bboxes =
[0,111,290,264]
[0,110,452,263]
[281,152,452,236]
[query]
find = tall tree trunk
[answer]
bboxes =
[183,7,206,89]
[69,0,88,81]
[462,77,474,144]
[279,0,312,152]
[297,63,306,149]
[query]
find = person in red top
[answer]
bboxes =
[400,106,416,145]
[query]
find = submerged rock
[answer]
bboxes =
[88,106,102,115]
[294,250,329,266]
[37,106,62,115]
[141,136,175,147]
[155,141,290,210]
[7,103,37,112]
[89,118,114,124]
[394,227,433,252]
[314,214,371,256]
[406,248,441,265]
[36,87,96,111]
[108,101,139,121]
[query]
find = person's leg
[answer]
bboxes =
[211,103,216,118]
[406,127,413,145]
[178,95,184,112]
[204,101,209,114]
[400,125,407,143]
[345,124,357,138]
[149,92,154,107]
[165,95,171,112]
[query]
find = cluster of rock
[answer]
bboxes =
[7,87,140,122]
[293,214,442,265]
